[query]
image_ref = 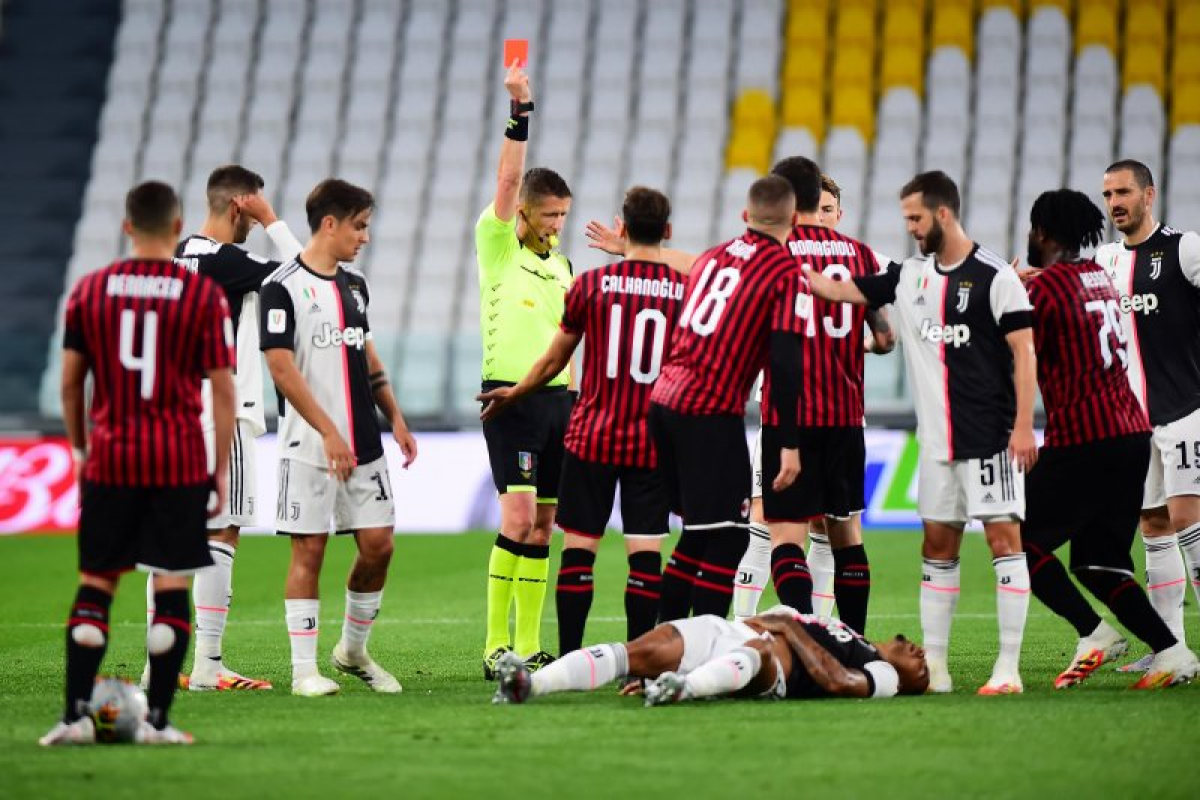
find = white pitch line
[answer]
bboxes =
[0,613,998,630]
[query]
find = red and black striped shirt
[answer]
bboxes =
[651,229,806,416]
[63,259,234,486]
[761,224,880,427]
[1026,259,1150,447]
[561,260,686,467]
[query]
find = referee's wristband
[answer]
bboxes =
[505,115,529,141]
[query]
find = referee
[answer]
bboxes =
[476,61,573,678]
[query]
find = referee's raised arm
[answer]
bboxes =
[494,61,532,223]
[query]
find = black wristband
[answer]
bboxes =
[505,114,529,141]
[510,99,535,116]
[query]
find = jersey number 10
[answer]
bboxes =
[606,304,668,384]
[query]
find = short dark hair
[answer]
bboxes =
[770,156,822,213]
[746,175,796,228]
[820,174,842,204]
[125,180,180,235]
[1105,159,1155,189]
[1030,189,1106,253]
[622,186,671,246]
[206,164,266,213]
[305,179,375,233]
[900,170,961,218]
[520,167,572,205]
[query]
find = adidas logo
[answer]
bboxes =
[982,492,995,502]
[1192,475,1200,484]
[309,303,321,313]
[915,295,926,305]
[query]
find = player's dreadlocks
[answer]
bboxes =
[1030,189,1106,254]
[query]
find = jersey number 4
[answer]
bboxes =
[606,304,669,384]
[119,309,159,400]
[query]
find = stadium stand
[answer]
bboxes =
[7,0,1192,426]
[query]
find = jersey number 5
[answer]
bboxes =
[606,304,669,384]
[679,259,741,336]
[119,309,159,400]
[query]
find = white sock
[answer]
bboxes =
[1176,522,1200,614]
[341,589,382,659]
[193,541,235,665]
[992,554,1030,678]
[732,523,771,620]
[684,646,762,699]
[808,531,836,617]
[285,599,320,679]
[920,557,961,668]
[531,643,628,696]
[145,572,156,632]
[1145,534,1188,644]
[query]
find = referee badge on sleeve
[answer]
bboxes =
[267,308,287,333]
[518,451,533,479]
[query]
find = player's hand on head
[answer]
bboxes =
[773,447,801,492]
[322,431,357,481]
[233,193,277,226]
[504,61,531,102]
[585,217,625,256]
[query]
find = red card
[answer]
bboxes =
[504,38,529,68]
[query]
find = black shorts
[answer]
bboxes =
[1023,433,1151,570]
[649,403,750,528]
[761,425,865,522]
[78,481,213,575]
[482,382,572,501]
[556,450,670,538]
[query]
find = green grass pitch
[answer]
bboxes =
[1,531,1198,799]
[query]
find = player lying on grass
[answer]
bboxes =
[492,608,928,705]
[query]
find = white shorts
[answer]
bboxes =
[668,615,761,674]
[751,427,764,500]
[917,448,1025,524]
[204,419,258,530]
[274,455,396,535]
[1143,406,1200,509]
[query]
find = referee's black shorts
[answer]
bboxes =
[1022,433,1150,570]
[556,450,670,539]
[78,481,213,575]
[761,425,865,522]
[649,403,750,528]
[481,381,572,501]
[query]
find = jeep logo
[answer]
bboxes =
[1118,293,1159,314]
[920,319,971,347]
[313,323,366,349]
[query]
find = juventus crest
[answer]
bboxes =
[955,284,971,313]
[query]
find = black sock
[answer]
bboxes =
[555,548,596,654]
[1076,568,1178,653]
[833,544,871,635]
[771,543,814,614]
[147,589,191,730]
[692,526,749,618]
[64,585,113,722]
[660,531,705,622]
[1024,542,1101,637]
[625,551,662,641]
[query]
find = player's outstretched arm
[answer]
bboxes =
[365,340,417,469]
[477,329,581,421]
[264,348,356,480]
[1005,326,1038,472]
[207,367,235,517]
[585,216,697,275]
[806,268,870,306]
[493,61,532,224]
[60,349,89,484]
[757,615,872,698]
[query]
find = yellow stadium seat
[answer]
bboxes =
[835,7,878,51]
[725,129,772,173]
[932,3,974,58]
[884,0,925,12]
[781,83,826,138]
[881,46,925,93]
[1173,84,1200,130]
[980,0,1022,12]
[1075,4,1117,53]
[1174,5,1200,52]
[1123,44,1165,93]
[833,0,878,10]
[1173,48,1200,89]
[790,0,829,12]
[1028,0,1070,10]
[933,0,974,8]
[1124,8,1166,50]
[733,90,776,131]
[783,48,827,85]
[831,85,875,140]
[787,3,828,43]
[832,45,874,87]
